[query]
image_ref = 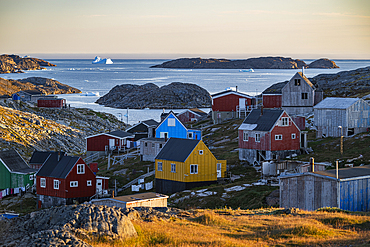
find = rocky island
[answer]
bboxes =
[0,54,56,74]
[263,66,370,97]
[96,82,212,109]
[0,77,81,97]
[151,57,339,69]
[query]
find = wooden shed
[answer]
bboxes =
[37,97,66,108]
[280,165,370,211]
[91,192,168,208]
[155,138,226,194]
[314,97,370,138]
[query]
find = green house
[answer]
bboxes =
[0,149,37,192]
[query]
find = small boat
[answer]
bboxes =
[239,69,254,72]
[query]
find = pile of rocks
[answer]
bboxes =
[0,204,137,247]
[96,82,212,109]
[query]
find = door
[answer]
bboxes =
[160,132,168,139]
[239,98,246,110]
[96,179,102,194]
[217,163,222,178]
[109,139,115,149]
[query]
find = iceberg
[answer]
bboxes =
[239,69,254,72]
[92,56,113,64]
[81,92,100,96]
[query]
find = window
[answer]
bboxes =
[29,174,34,180]
[77,164,85,174]
[292,133,296,139]
[282,117,289,126]
[294,79,301,86]
[159,144,163,148]
[199,150,204,155]
[70,181,78,187]
[157,162,163,171]
[152,143,155,148]
[188,132,193,139]
[190,164,198,174]
[54,180,59,190]
[243,131,249,141]
[171,163,176,173]
[87,180,92,186]
[217,163,221,171]
[302,93,308,99]
[40,178,46,188]
[275,134,283,140]
[168,118,176,126]
[255,133,261,142]
[145,142,148,147]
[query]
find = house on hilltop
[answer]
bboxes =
[155,111,201,140]
[86,130,134,156]
[36,153,96,208]
[314,97,370,138]
[211,89,256,124]
[155,138,226,194]
[238,109,302,164]
[0,149,37,196]
[176,108,208,123]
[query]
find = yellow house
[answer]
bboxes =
[155,138,227,194]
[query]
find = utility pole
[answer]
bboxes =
[338,126,343,156]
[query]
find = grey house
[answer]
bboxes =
[280,165,370,211]
[126,119,159,140]
[282,72,323,115]
[140,137,167,162]
[314,97,370,138]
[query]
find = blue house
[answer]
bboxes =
[155,111,201,140]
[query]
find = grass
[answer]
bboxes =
[86,208,370,247]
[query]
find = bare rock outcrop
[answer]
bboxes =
[0,204,137,247]
[307,58,339,69]
[96,82,212,109]
[0,54,56,74]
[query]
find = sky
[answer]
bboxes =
[0,0,369,59]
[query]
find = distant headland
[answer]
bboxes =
[151,57,339,69]
[0,54,56,74]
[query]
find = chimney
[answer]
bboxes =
[260,106,264,116]
[310,157,314,172]
[235,86,238,92]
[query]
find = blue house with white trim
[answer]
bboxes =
[155,111,201,140]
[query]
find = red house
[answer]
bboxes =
[86,130,134,156]
[37,97,66,108]
[36,153,96,208]
[211,89,255,124]
[177,108,208,123]
[238,109,301,165]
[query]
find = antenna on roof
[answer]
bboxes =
[302,66,304,76]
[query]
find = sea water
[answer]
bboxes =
[3,59,370,125]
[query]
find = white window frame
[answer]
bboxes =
[87,180,92,186]
[292,133,296,139]
[282,117,289,126]
[53,179,59,190]
[171,163,176,173]
[40,178,46,188]
[70,181,78,187]
[255,133,261,142]
[29,174,34,180]
[77,164,85,174]
[168,118,176,126]
[275,134,283,140]
[243,131,248,141]
[157,162,163,171]
[199,150,204,155]
[190,164,198,174]
[187,132,193,139]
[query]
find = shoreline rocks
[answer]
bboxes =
[96,82,212,109]
[0,54,56,74]
[151,57,339,69]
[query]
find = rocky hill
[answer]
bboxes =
[0,54,56,74]
[0,77,81,97]
[263,66,370,97]
[0,99,124,158]
[96,82,212,109]
[151,57,339,69]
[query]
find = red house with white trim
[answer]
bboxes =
[36,153,96,208]
[238,109,301,164]
[86,130,134,156]
[177,108,208,123]
[212,89,255,124]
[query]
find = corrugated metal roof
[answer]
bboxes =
[107,130,134,138]
[241,109,284,131]
[29,151,65,165]
[314,97,360,109]
[211,90,253,98]
[0,149,36,174]
[314,165,370,179]
[142,119,159,126]
[140,137,167,142]
[36,154,79,179]
[155,138,200,162]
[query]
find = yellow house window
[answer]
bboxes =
[190,164,198,174]
[157,162,163,171]
[199,150,204,155]
[171,163,176,173]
